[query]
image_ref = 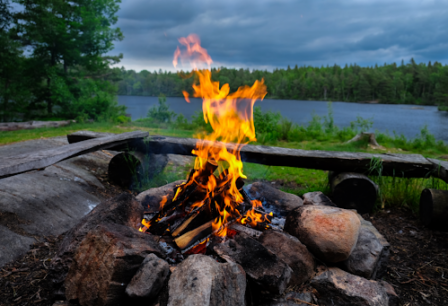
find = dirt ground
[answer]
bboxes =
[0,186,447,305]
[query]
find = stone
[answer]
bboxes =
[167,254,246,306]
[357,214,390,279]
[64,223,164,306]
[51,193,145,284]
[310,267,389,306]
[284,205,361,263]
[259,230,315,286]
[0,137,113,267]
[126,253,170,300]
[214,232,292,295]
[341,219,390,279]
[136,180,185,212]
[302,191,336,206]
[379,281,399,306]
[244,182,303,217]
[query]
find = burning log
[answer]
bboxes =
[420,188,448,231]
[329,172,378,214]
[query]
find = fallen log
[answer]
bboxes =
[0,120,74,132]
[329,172,378,214]
[0,131,148,179]
[420,188,448,231]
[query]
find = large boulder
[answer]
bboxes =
[244,182,303,217]
[64,223,164,306]
[167,254,246,306]
[259,230,315,286]
[51,193,145,285]
[310,267,389,306]
[284,205,361,262]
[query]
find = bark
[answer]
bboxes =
[420,188,448,231]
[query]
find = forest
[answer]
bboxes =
[116,60,448,110]
[0,0,126,122]
[1,0,448,124]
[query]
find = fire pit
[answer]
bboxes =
[49,35,397,306]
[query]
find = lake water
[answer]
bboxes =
[118,96,448,143]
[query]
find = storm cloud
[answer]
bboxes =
[111,0,448,71]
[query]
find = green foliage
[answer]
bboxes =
[350,116,374,132]
[147,94,176,123]
[4,0,124,120]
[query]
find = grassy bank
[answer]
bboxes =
[1,104,447,213]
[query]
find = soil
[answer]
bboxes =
[0,189,447,305]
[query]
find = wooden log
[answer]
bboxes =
[419,188,448,231]
[144,136,435,179]
[0,120,74,132]
[174,220,214,250]
[0,131,148,179]
[67,130,114,143]
[108,151,168,188]
[329,172,378,214]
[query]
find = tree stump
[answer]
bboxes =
[108,152,168,188]
[420,188,448,231]
[329,172,378,214]
[346,132,384,149]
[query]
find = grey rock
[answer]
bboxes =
[284,205,361,263]
[214,232,292,295]
[259,230,315,287]
[167,254,246,306]
[0,137,113,267]
[126,254,170,299]
[379,281,399,306]
[341,221,390,279]
[302,191,336,206]
[244,182,303,217]
[310,267,389,306]
[0,225,36,266]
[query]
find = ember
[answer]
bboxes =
[139,34,270,252]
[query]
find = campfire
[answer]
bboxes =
[139,34,274,254]
[48,34,395,306]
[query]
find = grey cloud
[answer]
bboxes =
[111,0,448,71]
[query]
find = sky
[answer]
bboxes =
[112,0,448,72]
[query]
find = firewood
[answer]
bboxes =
[228,223,262,238]
[174,220,214,250]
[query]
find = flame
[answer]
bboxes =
[173,34,267,237]
[239,200,273,229]
[173,34,213,69]
[140,34,270,238]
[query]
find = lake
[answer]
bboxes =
[118,96,448,143]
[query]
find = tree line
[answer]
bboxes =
[116,60,448,110]
[0,0,126,122]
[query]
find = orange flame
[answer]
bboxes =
[173,34,268,237]
[173,34,213,69]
